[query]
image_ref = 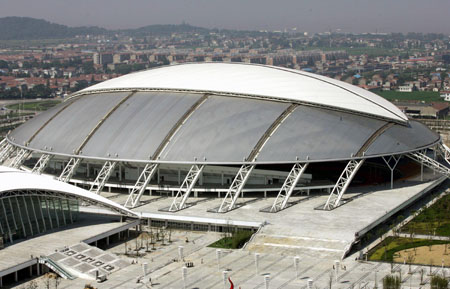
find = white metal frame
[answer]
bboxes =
[125,163,159,208]
[169,164,205,212]
[218,164,255,213]
[270,163,308,212]
[437,143,450,166]
[58,157,81,183]
[89,161,117,194]
[407,151,450,178]
[323,159,365,210]
[0,189,135,217]
[0,141,14,165]
[10,148,31,168]
[32,154,52,174]
[381,155,402,189]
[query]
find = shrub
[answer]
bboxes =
[431,275,449,289]
[383,275,401,289]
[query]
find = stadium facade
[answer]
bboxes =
[1,62,449,217]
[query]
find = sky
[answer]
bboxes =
[0,0,449,34]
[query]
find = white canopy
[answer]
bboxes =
[81,63,407,122]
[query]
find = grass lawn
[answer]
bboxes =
[6,99,61,111]
[208,231,253,249]
[402,194,450,237]
[369,236,450,262]
[372,90,442,103]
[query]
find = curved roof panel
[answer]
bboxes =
[256,106,386,162]
[7,90,439,164]
[364,120,440,156]
[80,63,408,122]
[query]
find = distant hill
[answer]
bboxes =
[123,23,209,36]
[0,17,211,40]
[0,17,108,40]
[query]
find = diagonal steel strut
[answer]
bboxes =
[323,159,365,210]
[89,161,117,195]
[125,163,159,208]
[169,164,205,212]
[270,163,308,212]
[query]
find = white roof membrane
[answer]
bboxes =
[80,63,408,122]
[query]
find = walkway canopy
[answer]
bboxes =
[0,166,138,218]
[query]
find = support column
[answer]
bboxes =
[15,197,26,236]
[323,159,365,210]
[217,164,254,213]
[382,155,401,189]
[169,164,204,212]
[270,163,308,212]
[22,196,33,236]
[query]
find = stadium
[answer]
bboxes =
[0,62,450,287]
[2,62,448,211]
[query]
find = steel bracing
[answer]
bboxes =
[218,164,255,213]
[10,148,31,168]
[381,155,402,189]
[0,141,14,165]
[125,163,159,208]
[270,163,308,212]
[58,157,81,183]
[169,164,205,212]
[437,143,450,166]
[31,154,52,174]
[323,159,365,210]
[407,151,450,178]
[89,161,117,195]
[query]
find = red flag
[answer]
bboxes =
[228,277,234,289]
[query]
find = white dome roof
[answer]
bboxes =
[81,63,407,122]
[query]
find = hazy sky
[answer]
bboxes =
[0,0,449,34]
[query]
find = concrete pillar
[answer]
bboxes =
[14,271,18,282]
[29,265,32,276]
[264,191,267,199]
[106,236,110,246]
[37,263,40,275]
[95,241,98,247]
[119,164,122,182]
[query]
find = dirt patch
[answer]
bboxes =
[394,244,450,266]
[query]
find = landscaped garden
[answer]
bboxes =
[208,230,254,249]
[368,236,450,264]
[402,194,450,237]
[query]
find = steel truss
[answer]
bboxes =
[89,161,117,195]
[407,151,450,178]
[58,157,81,183]
[437,143,450,166]
[323,159,365,210]
[0,189,136,217]
[169,164,205,212]
[218,164,255,213]
[10,148,31,168]
[125,163,159,208]
[381,155,402,189]
[0,141,14,165]
[32,154,52,174]
[270,163,308,212]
